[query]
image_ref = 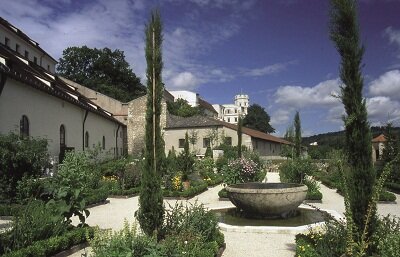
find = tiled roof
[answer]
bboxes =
[0,17,57,63]
[0,44,125,126]
[198,97,218,114]
[166,114,290,144]
[372,134,386,143]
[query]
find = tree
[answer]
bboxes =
[330,0,376,246]
[57,46,145,102]
[178,132,194,181]
[188,129,198,152]
[136,10,164,237]
[237,115,242,158]
[382,122,398,163]
[167,98,201,117]
[242,104,275,133]
[281,125,294,159]
[294,111,302,158]
[206,128,219,149]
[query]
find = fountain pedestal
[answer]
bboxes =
[226,182,307,218]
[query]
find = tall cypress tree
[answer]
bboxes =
[137,10,164,237]
[330,0,376,241]
[237,115,242,158]
[294,111,302,158]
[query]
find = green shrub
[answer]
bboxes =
[0,200,67,254]
[0,204,23,216]
[303,177,323,200]
[378,232,400,257]
[379,190,396,202]
[0,133,49,202]
[1,227,94,257]
[222,157,264,185]
[279,158,318,184]
[90,204,224,257]
[163,181,208,198]
[385,182,400,194]
[86,187,109,206]
[205,147,213,158]
[47,152,92,225]
[109,187,140,196]
[218,188,228,198]
[295,234,319,257]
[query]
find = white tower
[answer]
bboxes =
[234,94,249,115]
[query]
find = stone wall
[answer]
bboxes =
[127,95,168,156]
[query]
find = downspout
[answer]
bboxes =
[115,124,121,157]
[82,110,89,151]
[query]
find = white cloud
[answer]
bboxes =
[244,63,288,77]
[170,72,198,89]
[274,79,341,109]
[384,26,400,58]
[369,70,400,100]
[270,109,291,126]
[366,96,400,124]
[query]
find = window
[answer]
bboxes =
[179,139,185,148]
[225,137,232,146]
[85,131,89,148]
[15,44,20,53]
[47,64,50,71]
[5,37,9,47]
[228,118,230,123]
[24,50,29,59]
[33,56,37,64]
[203,138,210,148]
[20,115,29,137]
[235,109,237,113]
[102,136,105,150]
[60,125,65,146]
[235,117,237,122]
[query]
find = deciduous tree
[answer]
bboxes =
[57,46,145,102]
[242,104,275,133]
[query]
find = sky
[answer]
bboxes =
[1,0,400,136]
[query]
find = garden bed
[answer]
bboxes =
[163,182,208,199]
[385,182,400,194]
[108,187,140,198]
[1,227,94,257]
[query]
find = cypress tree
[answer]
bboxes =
[137,10,165,237]
[294,111,302,158]
[330,0,376,241]
[237,115,242,158]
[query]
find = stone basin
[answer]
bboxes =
[226,182,307,218]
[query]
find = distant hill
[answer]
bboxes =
[303,126,400,148]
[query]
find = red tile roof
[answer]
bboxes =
[372,134,386,143]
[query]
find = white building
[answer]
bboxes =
[169,90,217,118]
[0,17,125,163]
[213,94,249,124]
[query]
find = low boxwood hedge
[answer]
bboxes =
[1,227,94,257]
[109,187,140,197]
[85,187,109,206]
[205,176,223,187]
[379,190,397,202]
[0,204,23,217]
[218,188,228,199]
[306,190,323,201]
[385,182,400,194]
[163,181,208,198]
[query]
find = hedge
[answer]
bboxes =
[163,182,208,198]
[1,227,94,257]
[218,188,228,199]
[85,187,109,206]
[306,190,323,201]
[205,176,223,187]
[109,187,140,197]
[385,182,400,194]
[0,204,23,217]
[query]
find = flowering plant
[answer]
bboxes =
[222,157,262,185]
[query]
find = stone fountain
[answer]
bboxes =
[225,182,308,218]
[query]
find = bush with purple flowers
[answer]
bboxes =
[222,157,265,185]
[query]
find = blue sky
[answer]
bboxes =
[1,0,400,136]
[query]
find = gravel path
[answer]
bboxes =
[69,172,399,257]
